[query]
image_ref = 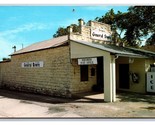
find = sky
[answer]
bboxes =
[0,5,129,61]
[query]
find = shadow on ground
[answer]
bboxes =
[0,89,104,104]
[1,89,155,104]
[117,92,155,104]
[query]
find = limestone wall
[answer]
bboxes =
[0,46,72,97]
[69,20,112,44]
[70,59,97,94]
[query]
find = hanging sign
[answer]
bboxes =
[78,58,97,65]
[21,61,44,68]
[91,27,112,41]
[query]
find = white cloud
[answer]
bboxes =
[0,23,52,37]
[0,22,53,61]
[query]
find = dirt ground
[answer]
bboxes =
[0,89,155,118]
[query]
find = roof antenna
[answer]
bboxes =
[22,44,24,49]
[12,46,16,52]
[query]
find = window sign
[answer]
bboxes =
[21,61,44,68]
[147,72,155,92]
[91,27,112,41]
[78,58,97,65]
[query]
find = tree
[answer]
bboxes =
[96,6,155,47]
[53,24,79,38]
[125,6,155,46]
[53,27,68,38]
[2,58,11,61]
[53,6,155,47]
[145,33,155,45]
[95,9,126,45]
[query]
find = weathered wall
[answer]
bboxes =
[129,58,146,93]
[70,59,97,94]
[0,46,72,97]
[116,57,149,93]
[70,41,111,95]
[69,20,112,44]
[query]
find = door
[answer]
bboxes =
[96,57,104,91]
[119,64,129,89]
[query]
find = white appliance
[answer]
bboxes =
[147,72,155,92]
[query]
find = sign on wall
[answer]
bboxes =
[91,27,112,41]
[147,72,155,92]
[21,61,44,68]
[78,58,97,65]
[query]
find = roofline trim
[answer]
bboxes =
[70,39,144,58]
[115,54,148,58]
[10,41,69,56]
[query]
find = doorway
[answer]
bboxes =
[119,64,129,89]
[96,57,104,92]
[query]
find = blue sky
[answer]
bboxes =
[0,6,129,60]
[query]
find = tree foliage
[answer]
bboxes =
[95,6,155,47]
[2,58,11,61]
[95,9,126,45]
[145,33,155,45]
[53,24,79,38]
[126,6,155,46]
[53,6,155,47]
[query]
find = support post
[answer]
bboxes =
[104,55,112,102]
[111,55,116,102]
[104,55,116,102]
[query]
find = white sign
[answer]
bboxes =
[21,61,44,68]
[147,72,155,92]
[91,27,112,41]
[78,58,97,65]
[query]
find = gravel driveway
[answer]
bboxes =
[0,89,155,118]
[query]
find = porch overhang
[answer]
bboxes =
[69,39,155,103]
[70,40,116,102]
[114,53,148,58]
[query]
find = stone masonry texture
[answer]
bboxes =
[0,46,73,98]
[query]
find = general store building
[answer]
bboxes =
[0,19,155,102]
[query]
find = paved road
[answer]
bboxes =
[0,89,155,118]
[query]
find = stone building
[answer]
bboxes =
[0,19,155,102]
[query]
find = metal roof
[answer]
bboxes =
[11,35,68,55]
[126,47,155,58]
[10,34,155,59]
[71,39,155,58]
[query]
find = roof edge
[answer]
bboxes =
[70,39,148,58]
[10,41,69,56]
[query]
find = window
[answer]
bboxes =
[80,65,88,81]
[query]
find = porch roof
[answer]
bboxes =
[71,39,155,58]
